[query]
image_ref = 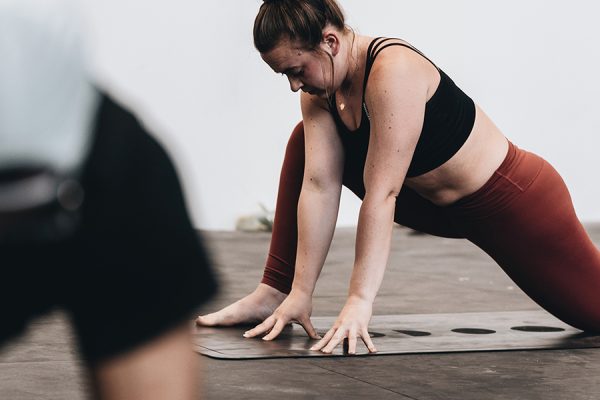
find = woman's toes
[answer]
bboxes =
[196,314,216,326]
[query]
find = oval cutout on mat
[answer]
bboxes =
[452,328,496,335]
[393,329,432,337]
[511,326,565,332]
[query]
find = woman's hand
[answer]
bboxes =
[243,288,320,341]
[310,295,377,354]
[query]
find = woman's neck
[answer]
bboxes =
[338,34,368,99]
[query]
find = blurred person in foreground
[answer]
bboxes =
[0,1,217,398]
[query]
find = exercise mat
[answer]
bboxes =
[194,310,600,359]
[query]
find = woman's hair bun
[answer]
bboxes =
[255,0,346,53]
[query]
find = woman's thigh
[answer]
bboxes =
[454,148,600,332]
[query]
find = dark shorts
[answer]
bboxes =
[0,94,217,363]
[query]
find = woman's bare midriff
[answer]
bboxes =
[404,104,509,207]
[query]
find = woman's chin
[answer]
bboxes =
[302,88,331,100]
[303,88,326,98]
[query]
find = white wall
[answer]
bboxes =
[83,0,600,230]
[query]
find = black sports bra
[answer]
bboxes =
[329,37,476,178]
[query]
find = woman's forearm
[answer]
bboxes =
[348,193,397,303]
[291,184,342,295]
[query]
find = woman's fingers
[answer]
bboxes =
[244,317,376,353]
[347,330,358,355]
[361,328,378,353]
[262,318,288,341]
[243,313,318,341]
[243,316,275,338]
[321,329,346,354]
[310,327,336,351]
[299,318,321,340]
[311,327,377,354]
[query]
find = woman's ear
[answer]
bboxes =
[322,32,340,56]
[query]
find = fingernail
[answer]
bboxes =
[309,347,316,351]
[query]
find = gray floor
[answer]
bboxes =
[2,224,600,399]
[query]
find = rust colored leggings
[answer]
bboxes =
[261,121,600,332]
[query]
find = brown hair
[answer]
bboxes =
[253,0,346,53]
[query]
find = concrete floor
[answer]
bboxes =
[1,224,600,399]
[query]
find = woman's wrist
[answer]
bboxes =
[347,291,376,305]
[289,284,315,298]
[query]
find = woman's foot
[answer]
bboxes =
[196,283,287,326]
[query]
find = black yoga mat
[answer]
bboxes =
[194,310,600,359]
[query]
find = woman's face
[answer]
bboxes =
[261,39,334,98]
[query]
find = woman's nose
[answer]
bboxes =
[288,77,303,92]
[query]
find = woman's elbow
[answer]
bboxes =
[303,174,342,194]
[363,188,400,205]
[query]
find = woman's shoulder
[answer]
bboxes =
[368,39,431,75]
[364,38,439,103]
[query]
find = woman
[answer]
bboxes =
[198,0,600,354]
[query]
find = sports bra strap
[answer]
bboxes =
[362,37,440,104]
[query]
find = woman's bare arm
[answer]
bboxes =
[349,50,429,302]
[313,47,430,353]
[243,91,345,340]
[292,92,345,294]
